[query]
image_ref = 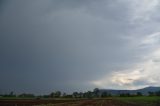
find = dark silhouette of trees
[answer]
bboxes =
[4,88,160,99]
[55,91,61,98]
[136,92,142,96]
[120,93,131,97]
[72,92,79,98]
[50,92,55,98]
[101,92,111,97]
[79,92,83,98]
[62,92,66,98]
[148,91,155,96]
[83,91,93,98]
[18,93,35,98]
[147,91,160,96]
[155,91,160,96]
[64,94,72,98]
[93,88,100,98]
[2,91,16,97]
[49,91,61,98]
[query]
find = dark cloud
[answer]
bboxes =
[1,0,160,94]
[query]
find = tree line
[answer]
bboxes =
[1,88,160,98]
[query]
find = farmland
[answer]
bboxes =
[0,97,160,106]
[0,99,78,106]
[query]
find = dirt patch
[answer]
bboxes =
[0,99,77,106]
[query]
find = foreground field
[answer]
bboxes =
[34,99,138,106]
[0,99,78,106]
[34,97,160,106]
[115,96,160,106]
[0,97,160,106]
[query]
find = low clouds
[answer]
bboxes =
[92,31,160,90]
[1,0,160,94]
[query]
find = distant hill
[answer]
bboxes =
[99,86,160,95]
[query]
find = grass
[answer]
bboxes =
[114,96,160,106]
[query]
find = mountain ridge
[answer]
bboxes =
[99,86,160,95]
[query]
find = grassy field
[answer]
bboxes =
[115,96,160,106]
[0,96,160,106]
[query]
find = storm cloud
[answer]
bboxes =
[1,0,160,94]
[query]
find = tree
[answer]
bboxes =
[155,91,160,96]
[79,92,83,98]
[101,92,108,98]
[9,91,16,97]
[72,92,79,98]
[62,92,66,98]
[136,92,142,96]
[55,91,61,98]
[18,93,35,98]
[148,92,154,96]
[50,92,55,98]
[120,93,131,97]
[93,88,100,98]
[43,95,50,98]
[9,91,14,96]
[84,91,93,98]
[65,94,72,98]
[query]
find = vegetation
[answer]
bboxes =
[1,88,160,106]
[115,96,160,106]
[1,88,160,99]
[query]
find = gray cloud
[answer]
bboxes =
[1,0,160,94]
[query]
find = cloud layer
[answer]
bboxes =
[1,0,160,94]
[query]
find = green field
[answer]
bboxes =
[115,96,160,106]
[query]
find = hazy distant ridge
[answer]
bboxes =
[100,86,160,95]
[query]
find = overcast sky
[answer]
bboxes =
[1,0,160,94]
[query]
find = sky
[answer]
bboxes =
[1,0,160,94]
